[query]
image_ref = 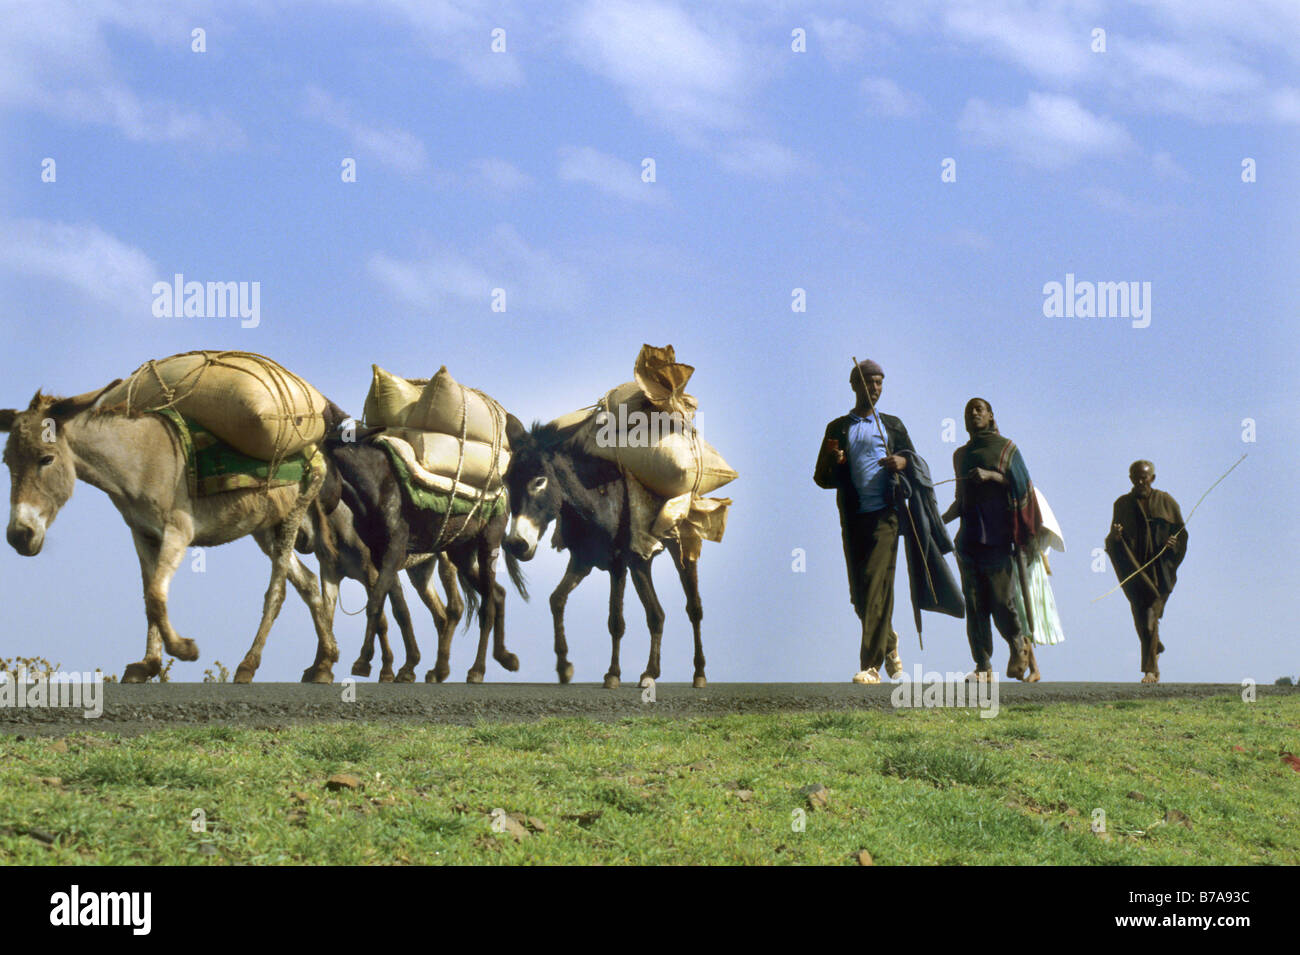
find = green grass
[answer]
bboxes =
[1,695,1297,865]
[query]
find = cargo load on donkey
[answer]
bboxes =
[100,351,328,492]
[362,365,510,520]
[560,344,736,559]
[102,351,327,464]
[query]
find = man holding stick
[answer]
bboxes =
[1105,461,1187,684]
[814,359,961,684]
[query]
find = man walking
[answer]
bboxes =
[1105,461,1187,684]
[814,360,959,684]
[942,398,1038,681]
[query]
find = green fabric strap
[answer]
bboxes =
[150,408,315,497]
[378,439,506,519]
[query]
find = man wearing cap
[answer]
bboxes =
[1105,461,1187,684]
[814,360,960,684]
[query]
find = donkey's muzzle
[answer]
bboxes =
[6,523,43,556]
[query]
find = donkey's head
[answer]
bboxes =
[0,382,118,556]
[503,415,575,561]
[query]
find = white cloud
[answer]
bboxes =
[713,138,807,180]
[368,225,587,315]
[468,158,534,196]
[859,76,925,117]
[0,218,158,315]
[808,17,875,67]
[959,92,1135,168]
[558,146,665,202]
[354,0,526,88]
[0,0,246,147]
[1082,184,1177,219]
[1150,150,1192,182]
[304,86,429,177]
[568,0,748,132]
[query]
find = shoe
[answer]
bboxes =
[852,668,881,685]
[885,651,904,679]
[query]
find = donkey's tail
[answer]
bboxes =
[457,550,530,631]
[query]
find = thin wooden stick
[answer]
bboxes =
[1092,453,1247,602]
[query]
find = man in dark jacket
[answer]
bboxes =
[814,360,962,684]
[1105,461,1186,684]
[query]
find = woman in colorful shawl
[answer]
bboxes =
[942,398,1043,681]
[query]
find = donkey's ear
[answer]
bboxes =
[46,379,122,421]
[505,413,525,445]
[0,409,16,433]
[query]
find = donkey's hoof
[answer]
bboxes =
[394,667,416,683]
[166,637,200,662]
[233,664,256,684]
[602,674,621,690]
[379,669,396,684]
[692,675,708,689]
[466,670,484,684]
[557,661,574,684]
[121,662,155,684]
[350,660,372,678]
[495,652,520,672]
[301,666,333,684]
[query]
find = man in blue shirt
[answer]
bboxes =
[814,360,910,684]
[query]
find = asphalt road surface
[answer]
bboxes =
[2,681,1292,736]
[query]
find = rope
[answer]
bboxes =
[1092,453,1246,602]
[427,382,506,551]
[336,588,367,616]
[119,351,322,488]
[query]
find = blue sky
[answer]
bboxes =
[1,1,1297,685]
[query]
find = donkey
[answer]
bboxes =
[1,384,339,683]
[502,419,707,688]
[322,418,528,683]
[297,480,463,683]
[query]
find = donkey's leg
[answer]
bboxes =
[408,558,450,683]
[285,553,338,683]
[466,539,499,684]
[153,524,199,662]
[490,578,519,673]
[420,554,464,683]
[123,526,191,682]
[382,580,418,683]
[629,556,666,685]
[246,527,338,683]
[603,560,627,689]
[667,540,707,688]
[550,555,593,685]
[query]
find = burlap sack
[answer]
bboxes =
[405,366,503,444]
[102,351,326,462]
[362,365,423,427]
[388,427,509,492]
[363,364,511,501]
[375,433,506,504]
[653,493,732,562]
[587,382,736,498]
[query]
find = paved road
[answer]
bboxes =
[2,681,1291,736]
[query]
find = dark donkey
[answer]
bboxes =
[322,414,527,683]
[503,419,707,688]
[297,411,464,683]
